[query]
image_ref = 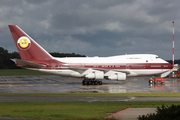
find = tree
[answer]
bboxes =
[0,47,21,69]
[50,52,86,57]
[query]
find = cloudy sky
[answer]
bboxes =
[1,0,180,60]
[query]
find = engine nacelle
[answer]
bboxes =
[85,73,95,79]
[108,73,126,81]
[85,71,104,80]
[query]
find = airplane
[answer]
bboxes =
[8,25,174,85]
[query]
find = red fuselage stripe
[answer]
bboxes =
[19,59,172,70]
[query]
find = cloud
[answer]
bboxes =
[0,0,180,59]
[38,36,93,54]
[105,22,124,32]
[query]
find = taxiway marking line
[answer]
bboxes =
[105,107,132,119]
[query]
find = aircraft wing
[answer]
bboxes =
[60,67,88,74]
[13,59,46,68]
[94,68,130,74]
[61,66,130,74]
[62,67,129,80]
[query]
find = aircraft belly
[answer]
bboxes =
[128,69,170,77]
[56,70,82,77]
[39,69,81,77]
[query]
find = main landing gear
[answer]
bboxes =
[82,79,103,85]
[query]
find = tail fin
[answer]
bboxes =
[8,25,53,60]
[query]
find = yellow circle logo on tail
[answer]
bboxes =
[17,37,31,50]
[19,38,29,48]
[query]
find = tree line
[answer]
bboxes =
[0,47,85,69]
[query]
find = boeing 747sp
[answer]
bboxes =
[8,25,173,85]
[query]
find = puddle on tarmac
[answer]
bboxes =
[0,75,180,93]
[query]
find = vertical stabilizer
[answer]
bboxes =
[8,25,53,60]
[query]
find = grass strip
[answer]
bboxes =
[1,93,180,97]
[0,101,180,120]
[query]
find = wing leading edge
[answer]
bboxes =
[61,66,128,80]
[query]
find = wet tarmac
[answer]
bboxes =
[0,75,180,93]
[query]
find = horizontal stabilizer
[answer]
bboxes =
[14,59,46,68]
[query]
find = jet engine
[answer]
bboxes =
[85,71,104,80]
[108,73,126,81]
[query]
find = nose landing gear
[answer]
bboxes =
[149,77,153,84]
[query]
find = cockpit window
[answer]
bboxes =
[156,57,160,59]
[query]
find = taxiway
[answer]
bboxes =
[0,75,180,93]
[0,75,180,120]
[0,96,180,102]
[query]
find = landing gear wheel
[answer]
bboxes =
[149,80,153,84]
[82,79,103,85]
[84,81,88,85]
[82,81,85,85]
[98,81,102,85]
[88,81,92,85]
[94,81,98,85]
[149,77,153,84]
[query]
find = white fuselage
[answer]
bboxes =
[9,25,173,82]
[39,54,172,80]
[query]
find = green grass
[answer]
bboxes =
[1,93,180,97]
[1,69,180,119]
[0,69,50,76]
[0,101,180,120]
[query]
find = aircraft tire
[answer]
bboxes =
[98,81,102,85]
[88,81,92,85]
[94,81,98,85]
[149,80,153,84]
[82,81,85,85]
[84,81,88,85]
[82,80,101,85]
